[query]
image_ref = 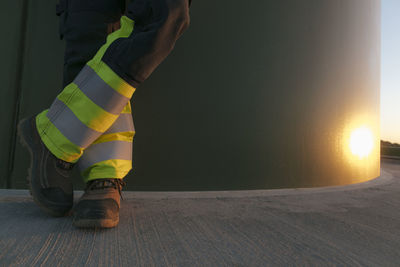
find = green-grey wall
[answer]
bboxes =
[1,0,67,189]
[1,0,381,190]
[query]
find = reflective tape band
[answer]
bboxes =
[46,98,102,148]
[104,113,134,134]
[57,83,118,133]
[77,140,132,172]
[74,65,130,115]
[87,60,135,99]
[36,110,83,162]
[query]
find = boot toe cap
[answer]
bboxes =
[74,199,119,220]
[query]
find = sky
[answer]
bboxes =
[381,0,400,144]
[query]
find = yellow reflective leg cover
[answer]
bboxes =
[78,103,135,182]
[35,16,135,163]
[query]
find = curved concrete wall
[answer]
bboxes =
[5,0,380,190]
[130,0,381,190]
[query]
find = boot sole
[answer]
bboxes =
[73,217,119,228]
[17,117,71,217]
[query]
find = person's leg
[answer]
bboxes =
[17,0,127,217]
[56,0,136,228]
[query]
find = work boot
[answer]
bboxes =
[17,115,74,217]
[73,179,125,228]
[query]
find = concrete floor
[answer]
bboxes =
[0,159,399,266]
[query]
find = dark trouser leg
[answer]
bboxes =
[102,0,191,88]
[57,0,125,87]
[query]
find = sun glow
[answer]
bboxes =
[349,126,374,159]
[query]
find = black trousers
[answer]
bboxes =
[57,0,190,88]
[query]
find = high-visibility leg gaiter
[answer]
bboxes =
[36,16,136,163]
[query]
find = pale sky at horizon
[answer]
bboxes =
[381,0,400,144]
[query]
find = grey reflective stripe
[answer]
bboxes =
[74,65,130,115]
[104,113,135,134]
[77,141,133,171]
[47,98,102,148]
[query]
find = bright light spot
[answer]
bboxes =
[349,127,374,159]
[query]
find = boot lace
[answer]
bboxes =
[86,179,126,198]
[55,158,74,170]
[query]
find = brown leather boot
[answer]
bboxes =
[73,179,125,228]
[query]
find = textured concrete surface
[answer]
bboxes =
[1,159,399,266]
